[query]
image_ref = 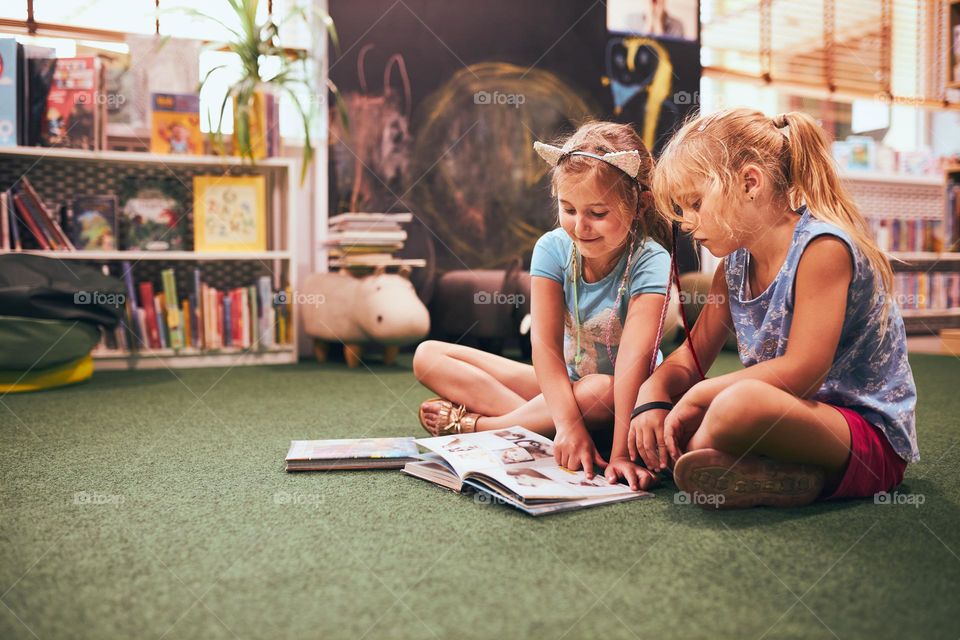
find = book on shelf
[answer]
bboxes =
[0,39,21,147]
[40,56,105,151]
[869,216,943,253]
[67,195,118,250]
[6,176,75,251]
[285,437,419,471]
[404,426,652,516]
[94,265,292,356]
[893,273,960,312]
[119,176,189,251]
[150,93,203,155]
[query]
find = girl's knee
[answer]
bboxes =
[413,340,447,381]
[572,374,614,418]
[699,380,775,448]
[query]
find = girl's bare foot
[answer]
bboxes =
[418,398,482,436]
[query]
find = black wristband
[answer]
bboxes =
[631,401,674,420]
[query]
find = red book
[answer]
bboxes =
[231,289,242,349]
[138,282,161,349]
[12,193,51,249]
[41,57,101,150]
[20,178,74,250]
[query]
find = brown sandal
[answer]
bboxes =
[418,397,480,436]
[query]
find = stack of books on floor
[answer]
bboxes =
[325,212,425,271]
[93,263,293,355]
[284,427,651,516]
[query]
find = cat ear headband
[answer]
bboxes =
[533,141,646,182]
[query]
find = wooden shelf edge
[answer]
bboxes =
[0,145,297,170]
[92,347,297,370]
[0,250,291,261]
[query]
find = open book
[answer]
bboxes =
[403,427,652,515]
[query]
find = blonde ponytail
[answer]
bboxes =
[777,112,894,335]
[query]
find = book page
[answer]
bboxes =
[416,427,636,501]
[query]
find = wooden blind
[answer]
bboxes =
[701,0,958,109]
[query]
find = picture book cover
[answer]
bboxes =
[119,177,189,251]
[150,93,202,155]
[192,175,266,252]
[70,195,117,250]
[0,38,20,147]
[286,437,419,471]
[41,57,101,150]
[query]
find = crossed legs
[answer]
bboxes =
[413,340,615,436]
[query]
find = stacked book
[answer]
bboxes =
[325,212,426,271]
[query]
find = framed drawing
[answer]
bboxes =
[192,175,267,252]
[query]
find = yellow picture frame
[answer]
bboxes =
[192,175,267,252]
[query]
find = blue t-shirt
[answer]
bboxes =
[530,228,671,381]
[725,207,919,462]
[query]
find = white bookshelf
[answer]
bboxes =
[0,146,299,369]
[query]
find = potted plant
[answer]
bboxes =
[185,0,341,182]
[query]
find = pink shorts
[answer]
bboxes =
[824,406,907,500]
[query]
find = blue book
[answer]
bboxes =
[120,261,142,348]
[223,295,233,347]
[0,39,20,147]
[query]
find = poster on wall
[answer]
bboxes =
[607,0,699,42]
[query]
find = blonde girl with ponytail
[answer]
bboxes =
[632,107,918,508]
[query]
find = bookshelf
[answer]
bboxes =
[843,168,960,334]
[0,146,299,370]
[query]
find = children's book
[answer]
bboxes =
[150,93,202,155]
[0,39,21,147]
[41,57,102,150]
[285,437,419,471]
[404,426,652,516]
[70,195,118,250]
[119,177,188,250]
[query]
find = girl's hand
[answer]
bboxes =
[604,456,659,491]
[628,407,671,472]
[554,425,607,479]
[663,386,712,461]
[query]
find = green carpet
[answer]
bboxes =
[2,351,959,640]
